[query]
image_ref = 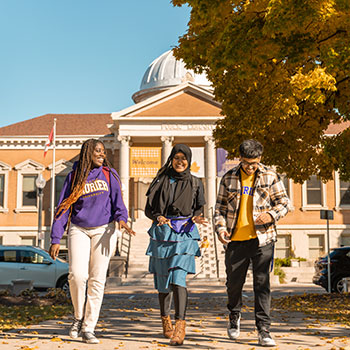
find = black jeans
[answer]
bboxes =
[225,238,274,331]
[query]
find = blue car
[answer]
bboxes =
[0,245,69,294]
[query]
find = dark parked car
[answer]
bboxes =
[313,246,350,292]
[0,245,69,293]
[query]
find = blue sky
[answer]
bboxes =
[0,0,190,127]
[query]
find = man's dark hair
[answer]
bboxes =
[239,139,264,158]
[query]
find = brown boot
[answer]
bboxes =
[161,315,173,338]
[170,319,186,346]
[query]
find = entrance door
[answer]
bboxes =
[137,179,152,219]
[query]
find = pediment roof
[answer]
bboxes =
[112,82,222,119]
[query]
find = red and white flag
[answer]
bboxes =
[44,127,54,157]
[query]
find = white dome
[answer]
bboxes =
[132,50,211,103]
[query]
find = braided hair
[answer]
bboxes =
[55,138,113,219]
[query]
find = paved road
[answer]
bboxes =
[1,282,350,349]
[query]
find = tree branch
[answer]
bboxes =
[336,76,350,86]
[318,29,347,44]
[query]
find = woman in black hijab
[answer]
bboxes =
[145,144,208,346]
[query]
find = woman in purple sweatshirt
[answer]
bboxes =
[49,138,135,344]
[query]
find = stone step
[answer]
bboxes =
[126,272,153,278]
[128,255,149,260]
[280,266,314,273]
[128,263,149,268]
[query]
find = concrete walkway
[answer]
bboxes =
[1,283,350,349]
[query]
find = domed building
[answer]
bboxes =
[132,50,212,103]
[111,50,220,220]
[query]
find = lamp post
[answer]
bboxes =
[36,173,46,249]
[320,209,334,293]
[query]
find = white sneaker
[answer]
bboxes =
[227,313,241,340]
[82,331,100,344]
[69,318,82,339]
[258,330,276,347]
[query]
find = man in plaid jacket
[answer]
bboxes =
[214,139,290,347]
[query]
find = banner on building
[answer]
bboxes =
[190,147,204,178]
[217,148,239,177]
[130,147,161,177]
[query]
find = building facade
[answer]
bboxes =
[0,50,350,260]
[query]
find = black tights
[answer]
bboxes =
[158,284,188,320]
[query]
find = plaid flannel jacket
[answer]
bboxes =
[214,163,290,247]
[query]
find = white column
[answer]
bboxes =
[204,136,216,218]
[118,135,130,211]
[161,136,174,165]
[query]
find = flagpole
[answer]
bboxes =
[50,118,57,230]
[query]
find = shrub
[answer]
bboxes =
[19,289,38,299]
[45,288,71,304]
[275,256,307,267]
[275,257,291,267]
[274,265,286,283]
[0,289,10,297]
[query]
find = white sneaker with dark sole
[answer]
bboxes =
[82,331,100,344]
[227,313,241,340]
[69,318,82,339]
[258,330,276,347]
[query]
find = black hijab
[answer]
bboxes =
[146,144,198,217]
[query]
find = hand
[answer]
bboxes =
[118,220,136,236]
[157,215,173,228]
[192,214,209,226]
[49,244,60,260]
[217,230,231,245]
[254,212,274,225]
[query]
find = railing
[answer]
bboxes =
[119,206,134,278]
[210,206,220,279]
[195,207,221,280]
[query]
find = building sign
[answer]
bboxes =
[190,147,204,178]
[217,148,239,177]
[130,147,161,177]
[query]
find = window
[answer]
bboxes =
[302,175,326,210]
[280,175,294,211]
[60,235,68,249]
[341,235,350,247]
[58,235,69,261]
[48,159,73,207]
[340,181,350,206]
[21,236,37,246]
[55,175,66,205]
[0,161,11,212]
[0,174,4,207]
[22,175,37,206]
[0,250,17,262]
[19,250,44,264]
[281,176,290,198]
[276,234,291,258]
[15,159,44,212]
[0,236,2,245]
[309,235,325,259]
[307,176,322,205]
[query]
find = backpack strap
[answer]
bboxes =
[102,166,110,185]
[192,176,200,199]
[104,167,127,212]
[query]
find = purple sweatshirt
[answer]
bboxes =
[51,163,128,244]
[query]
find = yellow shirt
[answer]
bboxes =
[232,169,257,241]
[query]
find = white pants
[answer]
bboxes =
[68,222,118,332]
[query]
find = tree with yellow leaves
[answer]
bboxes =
[172,0,350,182]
